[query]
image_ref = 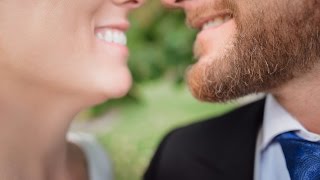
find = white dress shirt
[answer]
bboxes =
[254,95,320,180]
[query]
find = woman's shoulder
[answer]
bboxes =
[67,132,113,180]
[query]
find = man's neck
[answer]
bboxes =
[272,65,320,134]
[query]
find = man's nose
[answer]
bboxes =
[161,0,185,9]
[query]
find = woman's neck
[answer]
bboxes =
[0,77,84,180]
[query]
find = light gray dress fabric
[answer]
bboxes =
[68,132,113,180]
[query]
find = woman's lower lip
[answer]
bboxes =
[97,39,127,47]
[96,39,129,62]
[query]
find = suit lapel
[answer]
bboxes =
[216,98,266,180]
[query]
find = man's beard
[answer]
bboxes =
[187,0,320,102]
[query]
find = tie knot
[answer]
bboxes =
[275,131,320,146]
[274,131,301,143]
[275,131,320,180]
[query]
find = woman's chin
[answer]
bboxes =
[86,71,132,105]
[106,76,132,99]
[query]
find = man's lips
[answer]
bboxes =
[188,10,233,30]
[193,17,237,60]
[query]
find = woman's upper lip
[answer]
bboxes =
[96,21,130,32]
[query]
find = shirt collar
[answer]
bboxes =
[261,94,320,150]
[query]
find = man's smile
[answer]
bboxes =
[201,15,232,30]
[190,10,236,62]
[188,11,233,31]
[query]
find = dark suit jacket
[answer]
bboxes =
[144,98,265,180]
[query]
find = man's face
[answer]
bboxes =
[162,0,320,102]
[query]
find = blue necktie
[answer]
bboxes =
[275,132,320,180]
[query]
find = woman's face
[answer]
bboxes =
[0,0,142,104]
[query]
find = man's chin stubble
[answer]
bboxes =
[187,0,320,103]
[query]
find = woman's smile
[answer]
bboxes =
[95,27,129,64]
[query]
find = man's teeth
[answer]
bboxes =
[95,29,127,45]
[202,16,232,30]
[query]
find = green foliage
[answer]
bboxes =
[128,1,196,83]
[90,2,196,116]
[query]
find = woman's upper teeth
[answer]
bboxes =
[202,15,232,30]
[96,29,127,45]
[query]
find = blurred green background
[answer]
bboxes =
[74,1,237,180]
